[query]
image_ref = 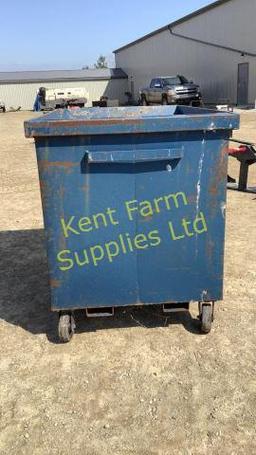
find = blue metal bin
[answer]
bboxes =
[25,106,239,341]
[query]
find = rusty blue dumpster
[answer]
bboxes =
[25,106,239,341]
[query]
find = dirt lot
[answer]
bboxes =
[0,110,255,454]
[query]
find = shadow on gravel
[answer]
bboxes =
[0,229,56,341]
[0,229,202,344]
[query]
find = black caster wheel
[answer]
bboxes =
[58,312,75,342]
[199,302,214,334]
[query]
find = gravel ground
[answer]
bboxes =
[0,110,255,455]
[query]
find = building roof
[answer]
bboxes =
[0,68,127,84]
[114,0,233,53]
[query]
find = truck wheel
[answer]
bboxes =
[58,312,75,342]
[162,97,168,105]
[140,97,148,106]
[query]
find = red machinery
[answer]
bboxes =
[228,139,256,192]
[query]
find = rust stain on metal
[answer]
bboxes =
[187,194,197,204]
[50,279,61,288]
[208,145,227,196]
[39,180,47,191]
[36,119,143,128]
[81,184,89,192]
[206,239,215,263]
[39,160,77,170]
[140,215,153,223]
[83,119,143,126]
[39,180,49,201]
[209,185,218,196]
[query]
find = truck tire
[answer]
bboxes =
[162,96,168,105]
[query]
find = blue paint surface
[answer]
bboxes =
[26,106,239,310]
[25,105,239,137]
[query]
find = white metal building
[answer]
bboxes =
[0,68,128,110]
[114,0,256,105]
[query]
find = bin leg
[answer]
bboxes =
[238,162,249,191]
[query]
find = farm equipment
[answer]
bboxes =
[0,100,6,113]
[34,87,89,111]
[228,139,256,192]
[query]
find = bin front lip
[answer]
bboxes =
[24,105,240,138]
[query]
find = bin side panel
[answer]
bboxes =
[35,129,229,310]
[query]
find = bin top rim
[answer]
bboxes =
[24,105,240,137]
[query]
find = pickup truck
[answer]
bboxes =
[139,75,202,106]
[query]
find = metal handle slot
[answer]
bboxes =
[85,148,184,164]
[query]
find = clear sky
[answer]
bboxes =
[0,0,214,71]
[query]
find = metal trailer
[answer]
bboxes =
[24,106,239,342]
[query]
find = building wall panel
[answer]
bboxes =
[175,0,256,55]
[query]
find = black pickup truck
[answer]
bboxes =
[139,75,202,106]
